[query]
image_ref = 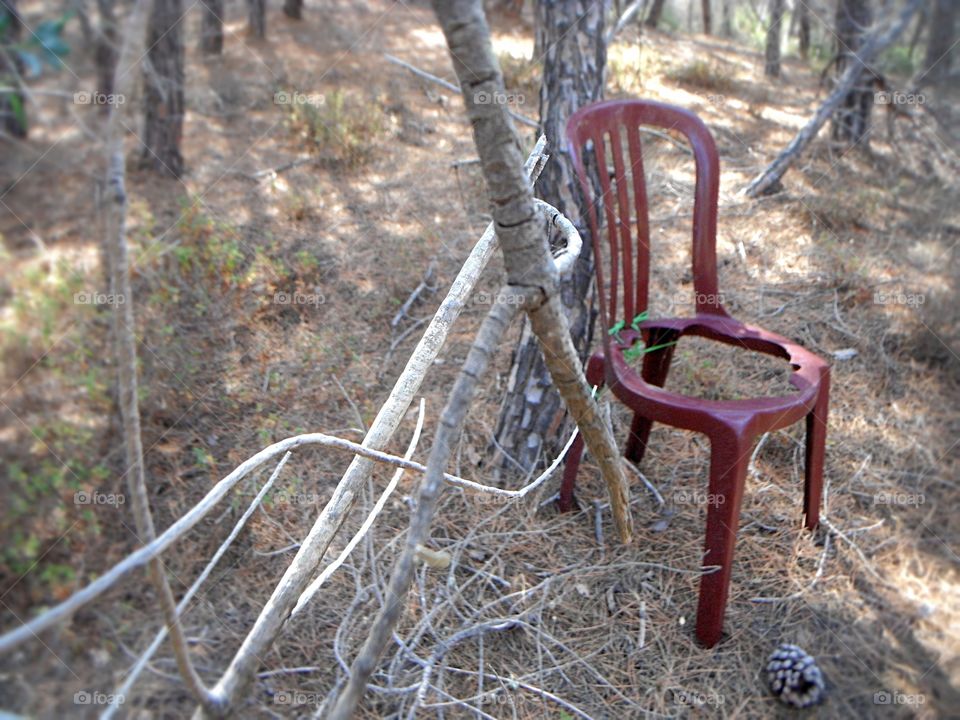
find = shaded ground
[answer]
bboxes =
[0,1,958,718]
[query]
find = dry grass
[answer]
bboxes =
[0,2,958,719]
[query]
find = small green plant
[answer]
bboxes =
[286,88,385,168]
[666,60,734,92]
[609,311,677,362]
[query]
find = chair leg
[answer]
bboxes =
[803,369,830,530]
[624,329,678,463]
[695,428,751,648]
[558,353,605,513]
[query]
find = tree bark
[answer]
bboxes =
[721,0,733,36]
[764,0,784,77]
[201,0,223,54]
[0,0,27,138]
[921,0,957,84]
[745,0,923,196]
[645,0,666,28]
[494,0,607,473]
[283,0,303,20]
[701,0,712,34]
[94,0,117,105]
[247,0,266,39]
[797,0,811,60]
[141,0,184,177]
[831,0,874,145]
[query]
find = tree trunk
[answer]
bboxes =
[494,0,607,473]
[797,0,811,60]
[141,0,184,177]
[701,0,712,33]
[645,0,666,28]
[764,0,784,77]
[94,0,117,107]
[283,0,303,20]
[0,0,27,138]
[247,0,266,38]
[921,0,957,84]
[831,0,874,145]
[721,0,733,36]
[201,0,224,54]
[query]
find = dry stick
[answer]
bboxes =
[384,53,538,130]
[199,137,550,716]
[744,0,925,197]
[0,427,558,656]
[101,453,293,720]
[292,400,427,616]
[606,0,650,44]
[329,296,521,720]
[329,3,633,716]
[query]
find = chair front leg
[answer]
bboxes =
[558,353,606,513]
[803,369,830,530]
[695,427,751,648]
[624,328,679,463]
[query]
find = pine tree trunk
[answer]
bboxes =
[922,0,957,84]
[94,0,117,105]
[645,0,666,28]
[141,0,184,177]
[764,0,784,77]
[283,0,303,20]
[798,0,811,60]
[831,0,874,145]
[493,0,607,472]
[721,0,733,36]
[701,0,712,34]
[247,0,266,38]
[201,0,224,54]
[0,0,27,138]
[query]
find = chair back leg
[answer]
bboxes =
[803,370,830,530]
[624,329,679,463]
[695,428,752,647]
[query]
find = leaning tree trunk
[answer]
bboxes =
[0,0,27,138]
[141,0,184,177]
[764,0,785,77]
[645,0,666,28]
[247,0,266,38]
[921,0,957,84]
[701,0,712,33]
[493,0,608,473]
[831,0,874,145]
[201,0,224,54]
[797,0,811,60]
[283,0,303,20]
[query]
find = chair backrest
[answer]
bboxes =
[566,99,725,337]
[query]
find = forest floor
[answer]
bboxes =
[1,0,959,718]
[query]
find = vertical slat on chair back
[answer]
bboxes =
[566,100,724,343]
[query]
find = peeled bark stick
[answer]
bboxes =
[432,0,633,542]
[199,137,549,716]
[744,0,924,197]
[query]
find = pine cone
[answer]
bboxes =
[766,643,825,708]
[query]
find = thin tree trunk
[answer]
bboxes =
[921,0,957,84]
[765,0,784,77]
[327,2,633,714]
[745,0,923,196]
[201,0,223,54]
[797,0,811,60]
[283,0,303,20]
[645,0,666,28]
[702,0,712,33]
[494,0,607,473]
[831,0,874,145]
[722,0,733,36]
[94,0,117,107]
[247,0,266,38]
[0,0,27,138]
[141,0,184,177]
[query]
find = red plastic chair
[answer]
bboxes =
[559,100,830,648]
